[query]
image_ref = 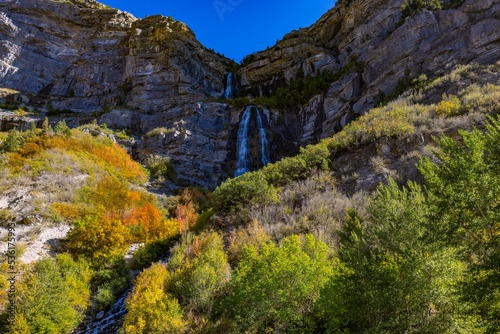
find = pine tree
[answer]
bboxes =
[1,129,21,152]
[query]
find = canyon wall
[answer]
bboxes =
[0,0,498,188]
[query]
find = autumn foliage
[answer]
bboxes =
[175,201,199,233]
[6,129,148,183]
[1,127,183,264]
[66,215,130,263]
[122,263,186,334]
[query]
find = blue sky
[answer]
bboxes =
[102,0,335,62]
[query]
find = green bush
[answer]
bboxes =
[144,127,173,139]
[192,208,215,233]
[214,234,333,333]
[167,232,229,314]
[211,171,278,212]
[54,120,72,137]
[145,154,176,182]
[325,100,419,153]
[240,53,256,67]
[263,142,332,185]
[95,284,116,309]
[264,156,309,186]
[230,97,251,108]
[402,0,442,19]
[0,101,19,110]
[92,257,130,309]
[131,235,180,270]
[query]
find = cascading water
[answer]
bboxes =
[224,73,238,99]
[234,106,252,177]
[234,105,270,177]
[256,109,270,166]
[76,288,130,334]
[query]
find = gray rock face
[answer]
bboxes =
[0,111,42,131]
[97,102,301,189]
[0,0,232,188]
[98,102,232,189]
[0,0,228,113]
[0,0,134,111]
[124,16,227,112]
[302,72,362,143]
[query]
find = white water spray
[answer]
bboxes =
[224,73,238,99]
[234,105,270,177]
[234,105,252,176]
[256,109,270,166]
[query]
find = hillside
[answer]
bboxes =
[0,0,498,188]
[0,0,499,333]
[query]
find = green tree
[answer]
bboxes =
[1,129,22,152]
[12,258,82,333]
[418,118,500,333]
[318,180,464,333]
[29,121,37,134]
[42,117,50,134]
[54,120,71,137]
[145,154,175,182]
[167,232,229,314]
[215,234,333,333]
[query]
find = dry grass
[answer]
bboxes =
[425,63,475,90]
[250,171,368,247]
[243,64,500,248]
[460,83,500,114]
[370,156,388,174]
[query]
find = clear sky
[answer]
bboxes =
[102,0,335,62]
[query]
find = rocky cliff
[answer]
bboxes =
[0,0,231,113]
[239,0,499,142]
[0,0,237,188]
[0,0,499,188]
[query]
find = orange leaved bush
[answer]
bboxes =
[123,202,162,242]
[175,201,199,233]
[79,176,176,242]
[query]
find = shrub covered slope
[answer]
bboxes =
[0,61,499,333]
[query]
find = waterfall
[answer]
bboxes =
[234,106,252,177]
[234,105,270,177]
[256,109,270,166]
[224,73,238,99]
[76,288,130,334]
